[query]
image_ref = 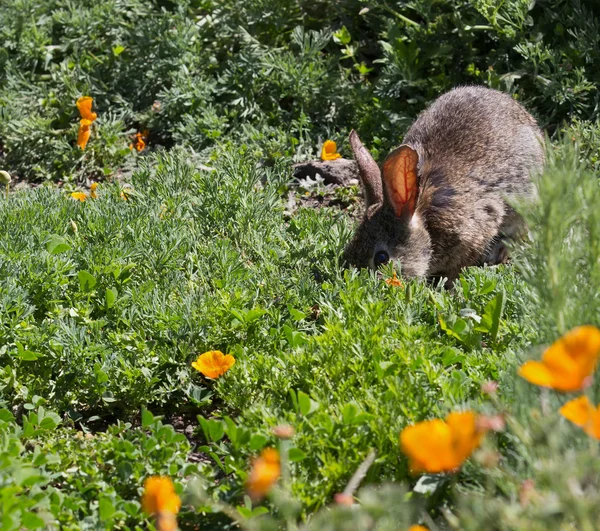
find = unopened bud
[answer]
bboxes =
[272,425,295,439]
[70,220,78,233]
[0,171,12,184]
[334,493,354,506]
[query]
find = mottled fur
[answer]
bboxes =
[343,86,545,281]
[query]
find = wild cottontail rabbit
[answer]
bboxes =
[342,86,545,282]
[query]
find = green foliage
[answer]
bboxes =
[2,0,600,529]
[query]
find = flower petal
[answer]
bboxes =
[76,96,97,122]
[321,140,341,161]
[400,419,456,473]
[560,396,593,427]
[518,360,555,388]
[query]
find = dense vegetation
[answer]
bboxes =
[1,1,600,529]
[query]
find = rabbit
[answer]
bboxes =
[342,86,545,283]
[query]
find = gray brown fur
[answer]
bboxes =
[343,86,545,281]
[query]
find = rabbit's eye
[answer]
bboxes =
[373,250,390,268]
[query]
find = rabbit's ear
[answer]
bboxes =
[382,145,419,217]
[349,130,383,212]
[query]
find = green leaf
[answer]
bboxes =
[207,419,225,442]
[141,408,154,427]
[21,512,45,529]
[46,235,71,255]
[479,290,505,342]
[98,497,115,520]
[78,270,97,292]
[342,403,358,425]
[249,433,268,451]
[112,45,125,56]
[105,287,118,308]
[245,308,266,323]
[298,390,311,415]
[288,447,307,462]
[0,408,15,423]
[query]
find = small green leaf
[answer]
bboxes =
[141,408,154,427]
[342,403,358,425]
[78,270,97,292]
[46,235,71,255]
[249,433,268,450]
[99,497,115,520]
[245,308,266,323]
[298,391,311,416]
[21,512,45,529]
[288,447,307,462]
[105,287,118,308]
[208,419,225,442]
[112,45,125,56]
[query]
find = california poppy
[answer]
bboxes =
[246,448,280,500]
[321,140,341,161]
[560,395,600,439]
[385,271,402,287]
[90,182,99,199]
[400,411,486,474]
[191,350,235,379]
[71,192,87,202]
[141,476,181,531]
[518,326,600,392]
[408,527,429,531]
[77,119,93,150]
[130,130,148,152]
[76,96,98,122]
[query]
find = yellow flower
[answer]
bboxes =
[120,187,133,201]
[385,271,402,287]
[400,411,486,474]
[518,326,600,392]
[560,395,600,439]
[321,139,341,161]
[90,182,99,199]
[246,448,280,500]
[70,192,88,202]
[77,119,93,150]
[76,96,97,122]
[191,350,235,379]
[408,527,429,531]
[141,476,181,531]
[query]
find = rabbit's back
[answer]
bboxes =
[404,86,544,277]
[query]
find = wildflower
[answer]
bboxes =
[481,380,499,396]
[408,527,428,531]
[130,130,148,152]
[518,326,600,392]
[191,350,235,379]
[120,187,133,201]
[272,425,295,439]
[246,448,280,500]
[334,493,354,506]
[400,411,486,474]
[141,476,181,531]
[560,395,600,439]
[71,192,88,202]
[90,182,99,199]
[76,97,98,150]
[476,414,505,432]
[321,140,341,161]
[385,271,402,287]
[77,119,93,150]
[70,220,78,233]
[519,479,537,507]
[76,96,98,122]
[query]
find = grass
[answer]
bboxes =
[2,0,600,530]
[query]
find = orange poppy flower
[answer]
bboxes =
[518,326,600,392]
[560,395,600,439]
[385,271,402,287]
[191,350,235,378]
[130,130,148,152]
[77,119,93,150]
[76,96,97,122]
[408,527,428,531]
[246,448,280,500]
[321,140,341,161]
[90,182,99,199]
[400,411,486,474]
[71,192,87,202]
[141,476,181,531]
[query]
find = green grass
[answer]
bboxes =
[2,0,600,530]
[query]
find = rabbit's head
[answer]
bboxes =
[343,130,432,277]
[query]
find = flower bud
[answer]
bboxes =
[0,171,12,185]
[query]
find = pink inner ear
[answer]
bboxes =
[382,145,419,217]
